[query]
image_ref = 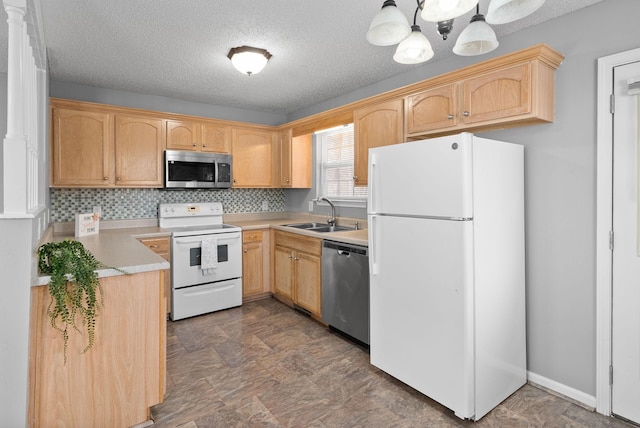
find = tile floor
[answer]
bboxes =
[151,298,632,427]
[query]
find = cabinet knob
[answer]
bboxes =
[233,179,237,183]
[116,177,121,181]
[192,143,197,147]
[353,175,358,181]
[243,249,248,253]
[448,114,454,120]
[103,177,108,181]
[463,111,470,117]
[294,257,299,261]
[286,179,290,183]
[202,144,207,148]
[288,254,292,259]
[151,244,159,248]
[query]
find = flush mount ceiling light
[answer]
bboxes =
[453,4,498,56]
[367,0,544,65]
[486,0,546,24]
[227,46,272,76]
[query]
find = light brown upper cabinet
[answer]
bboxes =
[353,98,404,186]
[405,52,562,139]
[231,127,277,187]
[51,103,166,188]
[279,129,312,188]
[405,83,458,134]
[461,63,533,125]
[166,120,231,153]
[51,107,112,187]
[114,115,164,187]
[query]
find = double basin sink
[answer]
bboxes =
[282,222,355,233]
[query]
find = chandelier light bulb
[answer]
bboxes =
[393,25,434,64]
[366,0,412,46]
[421,0,478,22]
[438,0,460,12]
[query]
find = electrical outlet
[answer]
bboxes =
[309,200,314,211]
[261,200,269,211]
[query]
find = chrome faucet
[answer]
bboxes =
[318,197,336,227]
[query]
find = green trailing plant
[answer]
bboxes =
[38,239,123,363]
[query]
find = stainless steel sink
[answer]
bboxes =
[282,222,326,229]
[309,225,354,233]
[282,223,355,233]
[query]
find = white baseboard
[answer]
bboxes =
[527,371,597,410]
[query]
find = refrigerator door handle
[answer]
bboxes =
[369,215,379,276]
[369,153,377,212]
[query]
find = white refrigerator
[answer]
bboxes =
[367,133,526,421]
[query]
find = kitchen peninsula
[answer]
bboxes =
[29,226,170,428]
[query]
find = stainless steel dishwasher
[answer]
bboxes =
[321,240,369,346]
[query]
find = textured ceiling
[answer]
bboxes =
[1,0,603,115]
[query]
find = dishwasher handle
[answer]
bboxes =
[323,240,368,256]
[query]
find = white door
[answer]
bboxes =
[612,60,640,425]
[368,214,474,419]
[367,133,473,218]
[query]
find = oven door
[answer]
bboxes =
[171,231,242,289]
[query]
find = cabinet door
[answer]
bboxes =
[279,129,292,187]
[242,241,264,297]
[202,123,231,153]
[294,251,322,316]
[405,84,458,134]
[51,108,111,186]
[353,99,404,186]
[114,116,164,187]
[279,130,312,189]
[231,128,275,187]
[166,120,201,151]
[273,245,294,300]
[138,237,171,314]
[461,63,532,125]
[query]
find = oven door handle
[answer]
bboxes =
[173,232,241,246]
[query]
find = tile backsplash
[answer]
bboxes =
[50,188,286,222]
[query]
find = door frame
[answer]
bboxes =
[595,47,640,416]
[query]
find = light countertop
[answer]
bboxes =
[35,213,368,286]
[35,226,170,286]
[229,218,368,247]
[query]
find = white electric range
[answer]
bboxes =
[159,202,242,321]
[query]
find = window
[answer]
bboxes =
[315,124,367,206]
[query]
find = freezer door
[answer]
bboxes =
[368,133,473,219]
[369,214,475,419]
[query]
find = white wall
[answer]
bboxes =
[285,0,640,398]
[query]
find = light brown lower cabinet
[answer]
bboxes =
[242,230,271,301]
[138,236,171,314]
[28,270,166,428]
[273,230,322,317]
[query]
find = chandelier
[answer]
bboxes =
[367,0,546,64]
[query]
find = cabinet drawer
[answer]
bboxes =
[274,231,321,256]
[243,230,263,243]
[138,237,170,259]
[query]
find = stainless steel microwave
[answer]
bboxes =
[164,150,232,189]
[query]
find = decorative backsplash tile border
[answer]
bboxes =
[50,188,286,222]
